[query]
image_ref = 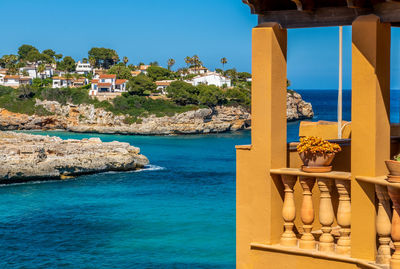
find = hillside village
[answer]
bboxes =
[0,45,245,102]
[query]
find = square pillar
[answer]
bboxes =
[351,14,391,260]
[236,23,287,268]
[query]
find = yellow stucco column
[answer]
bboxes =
[351,14,391,260]
[236,23,287,268]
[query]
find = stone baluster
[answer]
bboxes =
[335,179,351,256]
[299,176,316,249]
[280,175,298,247]
[389,186,400,269]
[317,178,335,252]
[375,185,392,265]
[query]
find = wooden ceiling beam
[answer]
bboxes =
[346,0,369,8]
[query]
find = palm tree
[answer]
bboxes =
[221,57,228,71]
[89,57,96,68]
[184,56,192,68]
[123,56,129,66]
[192,55,202,74]
[112,55,120,66]
[167,58,175,71]
[37,64,45,79]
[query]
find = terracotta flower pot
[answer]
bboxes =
[385,160,400,176]
[299,152,335,173]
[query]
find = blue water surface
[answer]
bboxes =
[1,89,399,268]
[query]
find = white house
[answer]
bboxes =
[52,77,89,88]
[89,74,127,96]
[139,65,150,75]
[155,80,174,95]
[3,75,32,87]
[20,64,54,79]
[52,77,74,88]
[76,61,92,75]
[188,72,231,88]
[188,66,208,75]
[0,74,5,85]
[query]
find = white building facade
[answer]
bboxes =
[76,61,92,75]
[89,74,127,96]
[189,72,231,87]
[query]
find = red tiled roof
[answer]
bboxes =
[115,79,127,85]
[4,75,19,79]
[91,79,99,83]
[156,81,171,86]
[99,74,116,79]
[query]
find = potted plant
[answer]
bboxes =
[385,154,400,183]
[297,136,342,173]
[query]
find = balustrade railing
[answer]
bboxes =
[266,168,400,268]
[271,168,352,255]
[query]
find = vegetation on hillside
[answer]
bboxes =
[0,45,253,120]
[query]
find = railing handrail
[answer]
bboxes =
[270,168,351,180]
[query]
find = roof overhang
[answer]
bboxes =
[243,0,400,28]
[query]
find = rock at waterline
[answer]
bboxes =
[0,91,313,134]
[0,131,149,183]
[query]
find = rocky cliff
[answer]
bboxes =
[0,91,313,134]
[0,131,149,183]
[287,91,314,121]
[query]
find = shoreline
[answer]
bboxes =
[0,131,149,184]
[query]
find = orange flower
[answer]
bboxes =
[297,136,341,154]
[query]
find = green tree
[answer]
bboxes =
[55,54,63,62]
[89,56,96,68]
[184,56,192,68]
[18,45,39,60]
[26,50,42,63]
[37,64,46,78]
[108,65,133,80]
[123,56,129,66]
[167,58,175,71]
[166,81,199,105]
[17,84,34,99]
[82,58,88,63]
[126,75,156,96]
[43,49,56,59]
[57,56,76,72]
[220,57,228,71]
[197,85,225,106]
[149,61,159,67]
[88,47,119,69]
[147,66,174,81]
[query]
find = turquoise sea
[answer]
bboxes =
[0,90,399,268]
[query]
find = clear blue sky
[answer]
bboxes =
[1,0,399,89]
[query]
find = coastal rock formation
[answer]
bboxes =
[287,91,314,121]
[0,91,313,134]
[0,131,149,183]
[35,100,252,135]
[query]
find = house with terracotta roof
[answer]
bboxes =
[89,74,127,97]
[155,80,175,95]
[131,70,141,77]
[52,77,74,88]
[188,66,209,75]
[2,75,32,88]
[139,65,150,75]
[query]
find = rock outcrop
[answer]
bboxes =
[287,91,314,121]
[0,91,313,134]
[0,131,149,183]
